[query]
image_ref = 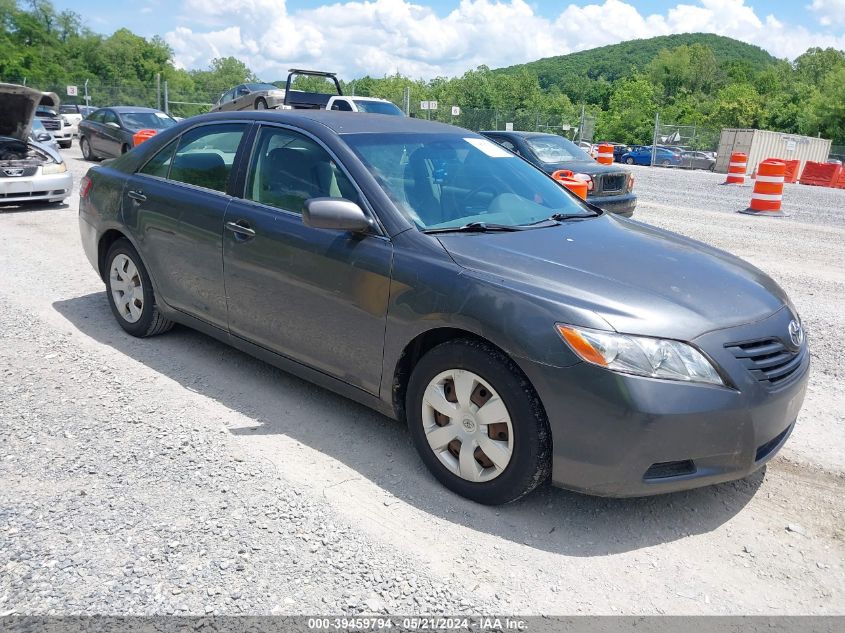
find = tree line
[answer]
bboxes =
[1,0,842,145]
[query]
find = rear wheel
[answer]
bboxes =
[80,137,96,161]
[105,239,174,338]
[406,339,551,505]
[255,97,267,110]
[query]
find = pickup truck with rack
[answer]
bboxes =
[283,69,404,116]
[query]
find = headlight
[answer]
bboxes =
[556,324,724,385]
[42,162,67,174]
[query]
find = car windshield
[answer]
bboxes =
[524,135,591,163]
[353,100,404,116]
[36,108,57,117]
[345,133,593,230]
[245,83,279,92]
[119,111,177,131]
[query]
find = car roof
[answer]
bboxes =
[108,106,166,114]
[182,110,463,135]
[480,130,557,139]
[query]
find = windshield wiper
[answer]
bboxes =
[547,210,600,221]
[422,222,525,234]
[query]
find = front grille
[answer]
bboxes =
[725,338,804,386]
[1,166,38,177]
[643,460,696,480]
[597,173,627,195]
[755,424,792,462]
[40,118,60,131]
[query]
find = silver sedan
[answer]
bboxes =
[210,83,287,112]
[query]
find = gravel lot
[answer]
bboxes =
[1,147,843,616]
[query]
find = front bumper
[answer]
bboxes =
[589,193,636,217]
[518,307,809,497]
[0,171,73,204]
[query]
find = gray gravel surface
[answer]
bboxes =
[0,148,843,616]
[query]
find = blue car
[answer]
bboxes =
[622,146,682,167]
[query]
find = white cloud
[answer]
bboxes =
[808,0,845,26]
[163,0,845,80]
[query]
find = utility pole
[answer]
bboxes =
[164,81,169,114]
[156,73,161,111]
[402,86,410,116]
[84,79,90,106]
[651,111,660,167]
[577,104,585,144]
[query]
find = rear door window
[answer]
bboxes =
[168,124,248,193]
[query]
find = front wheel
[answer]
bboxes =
[661,160,670,167]
[105,239,174,338]
[406,339,551,505]
[255,97,267,110]
[625,157,635,165]
[59,140,72,149]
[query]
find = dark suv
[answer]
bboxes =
[480,131,636,216]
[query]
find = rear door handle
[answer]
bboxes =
[225,220,256,239]
[127,190,146,203]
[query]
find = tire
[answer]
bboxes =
[80,137,97,161]
[661,160,670,167]
[104,239,174,338]
[709,164,716,172]
[255,97,267,110]
[59,140,72,149]
[625,157,634,165]
[406,339,551,505]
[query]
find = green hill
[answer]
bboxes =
[495,33,779,95]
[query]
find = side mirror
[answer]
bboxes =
[105,121,120,129]
[303,198,371,232]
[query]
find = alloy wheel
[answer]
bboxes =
[421,369,514,483]
[110,253,144,323]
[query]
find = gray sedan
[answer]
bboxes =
[681,151,717,171]
[77,111,808,503]
[210,83,286,112]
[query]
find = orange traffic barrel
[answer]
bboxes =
[739,159,785,217]
[552,170,588,200]
[596,143,614,165]
[132,129,158,147]
[724,152,747,184]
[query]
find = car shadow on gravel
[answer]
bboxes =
[0,201,70,213]
[54,292,763,557]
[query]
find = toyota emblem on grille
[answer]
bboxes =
[788,320,804,348]
[3,168,24,177]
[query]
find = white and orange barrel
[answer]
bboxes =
[596,143,614,165]
[552,169,588,200]
[724,152,747,184]
[740,159,785,217]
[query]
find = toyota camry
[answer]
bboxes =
[78,111,809,504]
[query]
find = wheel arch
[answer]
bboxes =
[391,327,525,424]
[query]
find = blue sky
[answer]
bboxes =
[51,0,845,79]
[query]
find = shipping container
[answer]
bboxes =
[715,129,832,175]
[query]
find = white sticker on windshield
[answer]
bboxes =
[156,112,170,118]
[464,137,514,158]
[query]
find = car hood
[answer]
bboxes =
[437,214,788,341]
[0,83,59,141]
[540,159,627,176]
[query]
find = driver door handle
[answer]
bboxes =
[127,190,146,203]
[225,220,256,239]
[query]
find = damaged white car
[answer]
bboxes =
[1,83,73,205]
